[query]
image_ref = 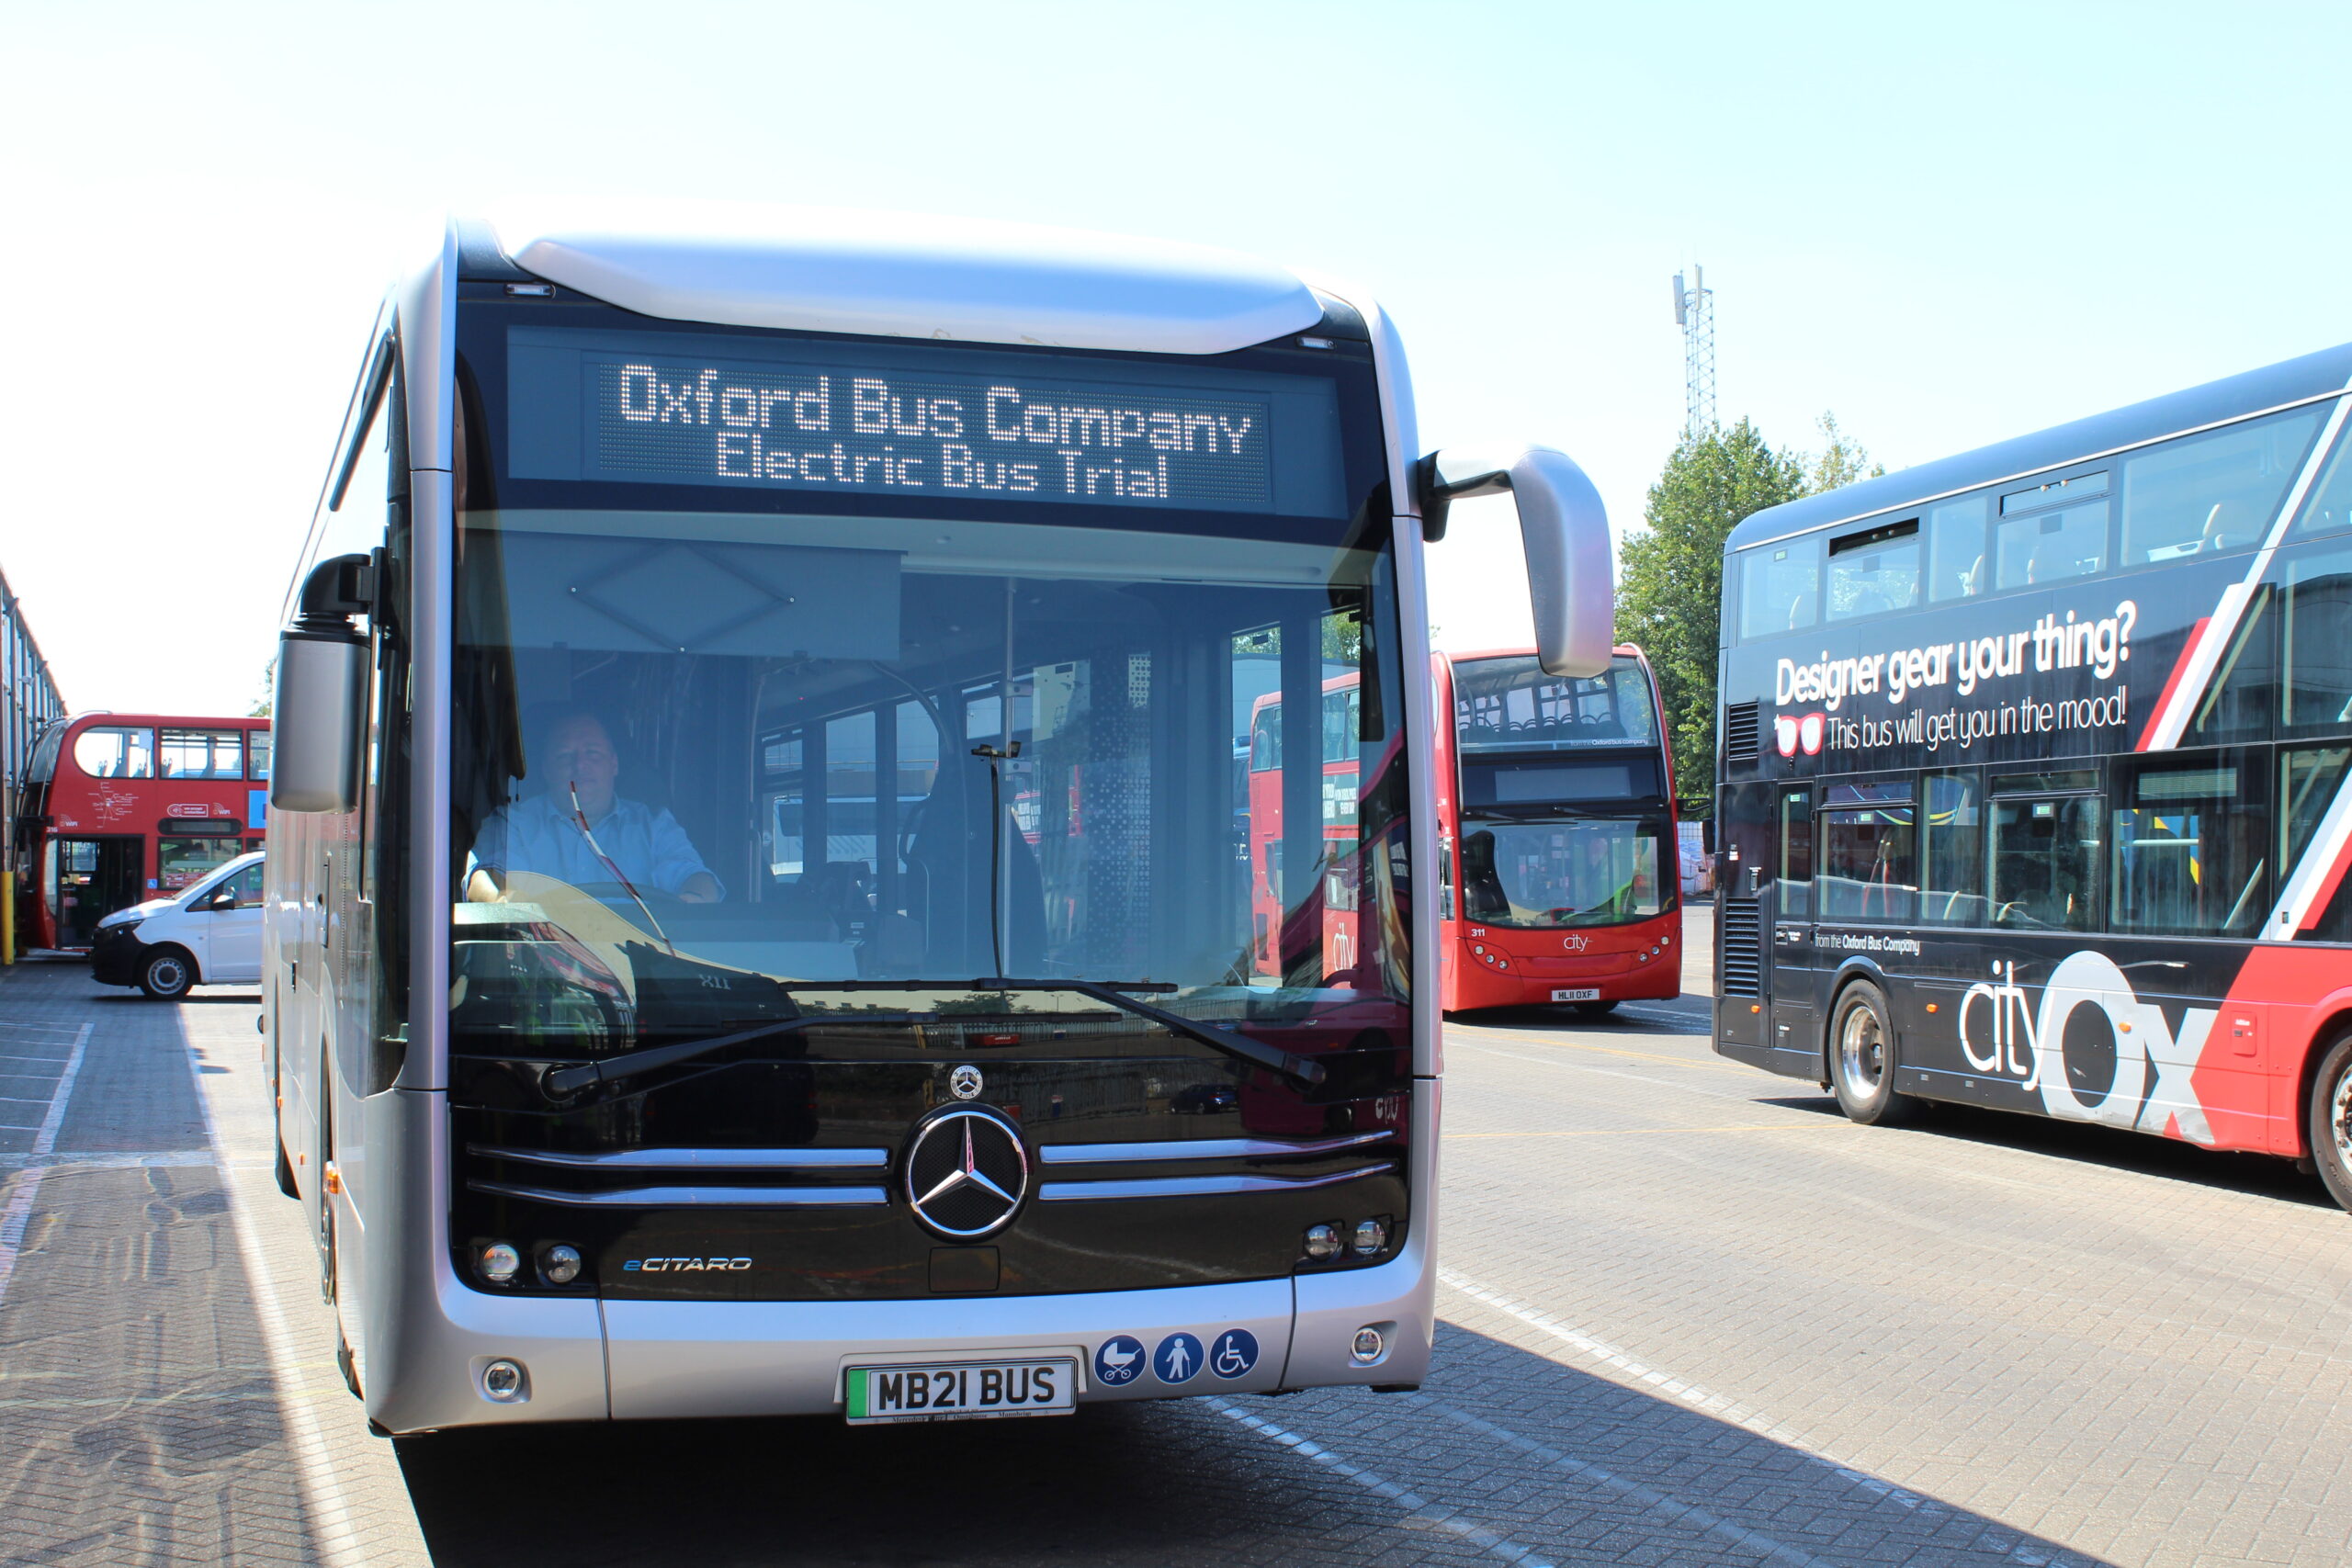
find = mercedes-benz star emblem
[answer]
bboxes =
[903,1107,1029,1238]
[949,1064,984,1100]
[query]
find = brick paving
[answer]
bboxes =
[4,908,2347,1563]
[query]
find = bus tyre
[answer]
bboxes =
[1828,980,1917,1126]
[138,949,195,1000]
[1573,1000,1619,1018]
[2306,1036,2352,1214]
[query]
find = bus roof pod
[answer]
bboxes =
[472,202,1329,355]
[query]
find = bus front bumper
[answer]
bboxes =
[369,1252,1432,1432]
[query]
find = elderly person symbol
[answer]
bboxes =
[467,711,722,905]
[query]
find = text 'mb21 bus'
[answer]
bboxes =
[263,206,1612,1434]
[14,714,270,952]
[1437,648,1679,1014]
[1712,340,2352,1210]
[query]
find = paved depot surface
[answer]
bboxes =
[4,908,2351,1565]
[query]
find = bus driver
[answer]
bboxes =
[465,709,723,904]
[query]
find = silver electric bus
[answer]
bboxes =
[265,206,1611,1434]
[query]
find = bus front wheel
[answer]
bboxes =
[1828,980,1918,1126]
[138,949,196,1000]
[2305,1035,2352,1214]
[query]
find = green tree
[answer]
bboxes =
[1803,411,1884,496]
[1617,419,1807,800]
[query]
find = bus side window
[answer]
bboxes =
[2290,424,2352,539]
[1776,788,1812,918]
[1826,524,1920,623]
[2283,547,2352,734]
[2110,754,2269,937]
[1917,771,1984,924]
[1818,803,1915,920]
[74,726,154,780]
[1995,498,2108,591]
[2284,747,2352,940]
[1990,791,2102,931]
[2122,405,2324,564]
[1738,535,1823,640]
[1924,495,1988,603]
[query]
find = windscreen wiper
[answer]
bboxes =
[540,978,1323,1098]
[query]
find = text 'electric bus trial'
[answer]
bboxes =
[264,207,1612,1434]
[15,714,269,952]
[1711,341,2352,1211]
[1437,648,1679,1013]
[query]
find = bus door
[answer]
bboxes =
[51,837,142,949]
[1770,784,1818,1070]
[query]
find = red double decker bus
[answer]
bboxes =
[1436,648,1681,1014]
[15,714,271,952]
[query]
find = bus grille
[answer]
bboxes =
[1718,897,1762,997]
[1723,701,1760,761]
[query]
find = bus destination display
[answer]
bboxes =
[506,326,1345,517]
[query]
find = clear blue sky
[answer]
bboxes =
[6,1,2347,710]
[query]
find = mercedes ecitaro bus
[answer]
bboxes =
[264,206,1613,1434]
[1437,647,1679,1014]
[1710,341,2352,1212]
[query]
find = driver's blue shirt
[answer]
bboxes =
[470,795,724,898]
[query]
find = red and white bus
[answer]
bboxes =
[15,714,270,952]
[1436,648,1681,1013]
[1710,339,2352,1211]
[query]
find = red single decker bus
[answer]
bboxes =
[1436,648,1680,1013]
[16,714,271,952]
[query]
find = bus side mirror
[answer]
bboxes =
[1416,445,1615,679]
[269,553,373,815]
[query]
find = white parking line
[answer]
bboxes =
[1408,1393,1833,1568]
[178,1031,369,1568]
[1440,1269,2079,1565]
[0,1150,216,1171]
[0,1024,91,1312]
[1206,1396,1555,1566]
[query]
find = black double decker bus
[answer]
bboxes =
[1712,343,2352,1211]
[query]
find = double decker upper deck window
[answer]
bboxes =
[2121,407,2324,564]
[1739,536,1823,639]
[73,727,153,779]
[1826,523,1920,622]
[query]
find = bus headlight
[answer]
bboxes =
[1351,1326,1385,1363]
[540,1244,583,1285]
[1302,1223,1341,1261]
[478,1241,521,1284]
[1351,1217,1388,1256]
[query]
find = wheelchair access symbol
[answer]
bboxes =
[1094,1336,1146,1387]
[1209,1328,1259,1380]
[1152,1332,1204,1384]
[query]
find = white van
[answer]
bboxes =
[90,849,266,998]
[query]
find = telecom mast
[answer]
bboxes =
[1671,266,1715,439]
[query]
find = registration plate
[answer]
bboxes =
[843,1358,1077,1425]
[1551,987,1600,1002]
